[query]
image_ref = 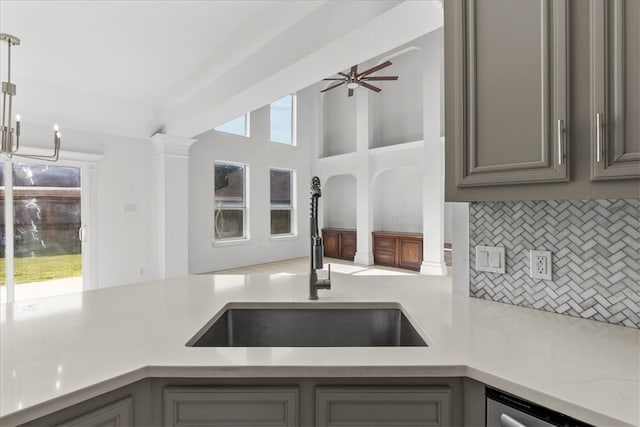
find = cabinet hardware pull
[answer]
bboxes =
[557,119,565,165]
[596,113,603,162]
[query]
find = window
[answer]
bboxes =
[270,95,295,145]
[214,113,249,137]
[214,162,247,240]
[270,168,294,235]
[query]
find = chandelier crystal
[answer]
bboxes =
[1,33,61,161]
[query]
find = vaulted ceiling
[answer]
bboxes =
[0,1,442,140]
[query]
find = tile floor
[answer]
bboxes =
[210,254,451,277]
[0,276,83,304]
[0,251,452,304]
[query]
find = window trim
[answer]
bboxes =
[214,160,249,242]
[269,94,296,146]
[269,167,296,237]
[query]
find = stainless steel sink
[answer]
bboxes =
[186,303,427,347]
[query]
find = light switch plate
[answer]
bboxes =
[476,246,505,274]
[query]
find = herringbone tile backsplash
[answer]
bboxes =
[470,199,640,328]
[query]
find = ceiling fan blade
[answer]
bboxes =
[348,88,354,97]
[320,82,344,93]
[337,72,350,78]
[358,61,392,78]
[350,65,358,77]
[362,76,398,81]
[360,82,381,93]
[323,78,346,81]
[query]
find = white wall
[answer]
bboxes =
[322,87,356,157]
[96,136,158,286]
[444,202,453,243]
[373,168,422,232]
[324,174,357,229]
[14,122,159,288]
[188,88,314,273]
[371,47,424,148]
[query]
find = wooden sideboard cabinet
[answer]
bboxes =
[322,228,356,260]
[372,231,423,271]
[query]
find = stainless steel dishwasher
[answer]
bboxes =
[486,387,594,427]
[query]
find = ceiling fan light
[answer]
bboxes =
[345,82,359,90]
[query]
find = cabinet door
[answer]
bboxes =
[316,387,452,427]
[163,387,298,427]
[55,397,132,427]
[322,229,340,258]
[399,238,422,271]
[591,0,640,180]
[450,0,569,186]
[341,231,356,260]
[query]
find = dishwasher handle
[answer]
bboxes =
[500,413,527,427]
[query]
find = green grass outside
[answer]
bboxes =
[0,254,82,285]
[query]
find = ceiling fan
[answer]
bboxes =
[320,61,398,97]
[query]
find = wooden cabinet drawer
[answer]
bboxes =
[374,236,396,251]
[373,250,396,267]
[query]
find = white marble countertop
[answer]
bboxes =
[1,273,638,426]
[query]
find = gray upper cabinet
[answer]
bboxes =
[450,0,569,187]
[590,0,640,180]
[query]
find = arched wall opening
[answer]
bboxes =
[323,174,357,229]
[372,167,422,233]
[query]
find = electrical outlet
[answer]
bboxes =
[530,250,552,280]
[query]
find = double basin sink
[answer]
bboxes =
[187,303,428,347]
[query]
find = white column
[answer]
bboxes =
[420,29,447,276]
[353,89,374,266]
[152,133,196,279]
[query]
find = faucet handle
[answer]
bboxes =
[324,263,331,289]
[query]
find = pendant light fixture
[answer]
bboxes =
[1,33,61,161]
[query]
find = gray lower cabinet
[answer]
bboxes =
[163,387,299,427]
[54,397,133,427]
[590,0,640,180]
[19,378,476,427]
[449,0,569,187]
[316,387,452,427]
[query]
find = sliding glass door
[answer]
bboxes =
[1,161,86,303]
